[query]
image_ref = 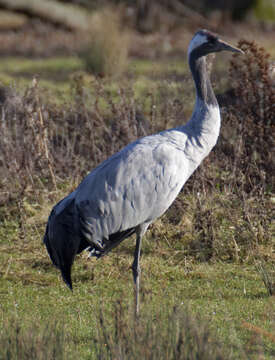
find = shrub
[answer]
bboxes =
[226,39,274,194]
[81,7,129,77]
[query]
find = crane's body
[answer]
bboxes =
[73,103,218,242]
[44,30,243,314]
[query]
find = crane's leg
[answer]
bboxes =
[132,233,142,316]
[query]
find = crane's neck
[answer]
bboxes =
[182,53,221,154]
[189,54,217,107]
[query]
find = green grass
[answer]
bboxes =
[0,56,191,101]
[0,56,83,100]
[0,207,274,359]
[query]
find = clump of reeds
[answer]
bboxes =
[0,319,66,360]
[255,261,275,296]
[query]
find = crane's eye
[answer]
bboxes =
[208,36,216,46]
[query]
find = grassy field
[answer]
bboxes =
[0,36,274,359]
[0,223,274,358]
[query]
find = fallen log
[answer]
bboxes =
[0,9,27,30]
[0,0,91,31]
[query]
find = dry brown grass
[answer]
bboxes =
[0,40,273,268]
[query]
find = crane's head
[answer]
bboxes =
[188,29,244,58]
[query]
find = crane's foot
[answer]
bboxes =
[85,240,112,259]
[86,247,102,258]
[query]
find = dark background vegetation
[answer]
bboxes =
[0,0,274,359]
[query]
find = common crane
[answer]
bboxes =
[44,30,243,314]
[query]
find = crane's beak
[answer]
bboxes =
[218,39,244,54]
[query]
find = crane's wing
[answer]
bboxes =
[75,130,190,247]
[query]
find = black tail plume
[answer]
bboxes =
[44,198,80,289]
[61,264,73,290]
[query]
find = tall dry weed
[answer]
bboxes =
[227,39,274,194]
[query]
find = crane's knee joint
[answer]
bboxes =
[131,263,140,277]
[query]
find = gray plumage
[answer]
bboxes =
[44,29,243,314]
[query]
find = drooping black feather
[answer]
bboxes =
[86,227,136,258]
[43,198,82,290]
